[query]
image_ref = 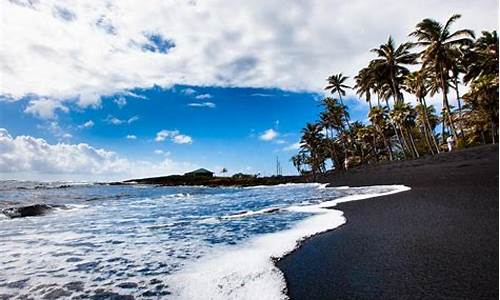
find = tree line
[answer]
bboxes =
[292,14,498,176]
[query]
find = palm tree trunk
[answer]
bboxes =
[398,125,413,158]
[491,121,496,144]
[421,125,435,155]
[329,131,342,171]
[453,76,465,141]
[422,98,440,153]
[376,124,393,160]
[389,69,401,105]
[407,127,420,158]
[439,66,458,141]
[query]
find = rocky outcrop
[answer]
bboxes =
[1,204,65,219]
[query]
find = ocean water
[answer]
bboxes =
[0,181,409,299]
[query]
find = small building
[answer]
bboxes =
[184,168,214,178]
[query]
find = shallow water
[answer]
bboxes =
[0,181,409,299]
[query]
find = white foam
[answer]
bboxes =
[167,184,410,300]
[243,183,328,189]
[220,207,281,220]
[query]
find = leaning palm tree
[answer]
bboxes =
[290,153,306,175]
[300,123,326,176]
[368,106,394,160]
[462,75,499,144]
[463,30,498,84]
[391,102,421,158]
[404,70,440,153]
[409,14,475,142]
[370,36,418,106]
[354,67,374,108]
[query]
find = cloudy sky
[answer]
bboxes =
[0,0,497,181]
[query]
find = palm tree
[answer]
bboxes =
[320,97,349,169]
[354,67,374,108]
[370,36,417,106]
[404,70,440,153]
[300,123,326,176]
[463,30,498,84]
[325,73,352,130]
[290,153,306,175]
[409,14,475,142]
[390,102,420,158]
[462,75,499,143]
[325,73,351,106]
[368,106,394,160]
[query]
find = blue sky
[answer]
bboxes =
[0,0,496,181]
[0,85,367,179]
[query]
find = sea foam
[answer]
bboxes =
[167,184,411,299]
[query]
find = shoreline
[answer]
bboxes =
[276,144,499,299]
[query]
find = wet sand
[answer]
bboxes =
[277,145,499,299]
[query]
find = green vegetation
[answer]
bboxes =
[293,15,498,175]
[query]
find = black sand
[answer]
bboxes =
[277,145,499,299]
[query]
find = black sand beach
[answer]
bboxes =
[277,145,499,299]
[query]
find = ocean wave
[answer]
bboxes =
[167,184,411,300]
[219,207,282,220]
[243,182,328,190]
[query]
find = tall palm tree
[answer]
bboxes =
[354,67,374,108]
[462,75,499,144]
[325,73,352,130]
[368,106,394,160]
[463,30,498,84]
[409,14,475,142]
[390,102,420,158]
[370,36,417,106]
[325,73,351,106]
[300,123,326,176]
[290,153,306,175]
[404,70,440,153]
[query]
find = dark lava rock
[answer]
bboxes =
[1,204,65,219]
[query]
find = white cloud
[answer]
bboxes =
[0,128,195,181]
[251,93,274,97]
[180,88,197,95]
[114,96,127,108]
[187,102,216,108]
[283,141,301,151]
[127,115,139,124]
[38,121,73,140]
[78,120,94,129]
[105,115,124,125]
[126,135,137,140]
[195,93,212,100]
[24,98,69,119]
[1,0,495,110]
[104,115,139,125]
[154,149,170,156]
[155,129,193,144]
[259,128,278,141]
